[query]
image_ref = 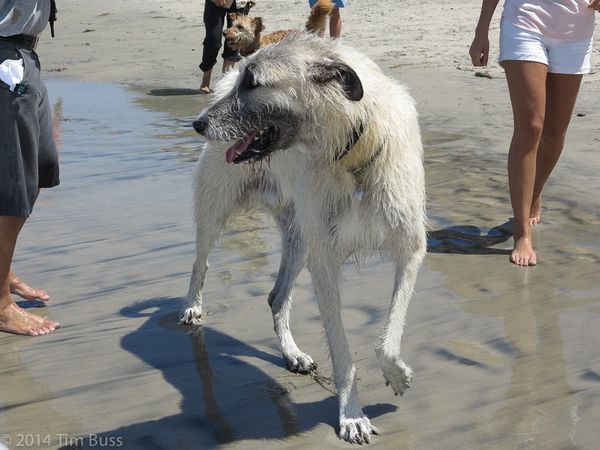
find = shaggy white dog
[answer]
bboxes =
[182,33,426,444]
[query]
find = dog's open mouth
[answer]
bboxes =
[225,126,279,164]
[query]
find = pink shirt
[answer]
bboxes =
[502,0,596,40]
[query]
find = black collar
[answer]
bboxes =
[334,123,382,181]
[334,123,366,162]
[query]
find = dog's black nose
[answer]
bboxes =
[193,118,208,135]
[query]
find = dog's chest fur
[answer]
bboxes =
[267,154,389,253]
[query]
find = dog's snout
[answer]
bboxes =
[193,117,208,135]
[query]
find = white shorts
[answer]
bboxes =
[499,20,593,74]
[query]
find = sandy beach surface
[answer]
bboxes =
[2,1,600,449]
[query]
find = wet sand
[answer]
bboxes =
[2,1,600,449]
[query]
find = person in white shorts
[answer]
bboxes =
[469,0,599,266]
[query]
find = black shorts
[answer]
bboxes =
[0,40,60,217]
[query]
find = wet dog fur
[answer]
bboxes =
[182,33,427,444]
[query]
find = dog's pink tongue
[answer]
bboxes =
[225,130,260,163]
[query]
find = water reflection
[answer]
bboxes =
[424,112,600,448]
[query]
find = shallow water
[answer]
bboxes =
[0,78,599,450]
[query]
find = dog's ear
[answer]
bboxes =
[253,17,264,32]
[229,12,239,21]
[307,59,364,101]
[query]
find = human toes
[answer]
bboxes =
[10,278,50,301]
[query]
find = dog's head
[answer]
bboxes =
[193,33,365,165]
[223,13,264,52]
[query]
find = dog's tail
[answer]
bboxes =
[239,0,256,16]
[305,0,335,36]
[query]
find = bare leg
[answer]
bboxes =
[503,61,547,266]
[267,204,314,373]
[308,252,378,444]
[0,216,60,336]
[376,238,426,396]
[530,73,583,226]
[200,69,213,94]
[329,7,342,38]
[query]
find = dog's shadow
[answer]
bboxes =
[82,298,395,449]
[147,88,205,96]
[427,220,514,255]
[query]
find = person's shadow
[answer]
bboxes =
[77,298,395,450]
[427,220,514,255]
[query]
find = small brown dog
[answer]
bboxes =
[223,0,334,57]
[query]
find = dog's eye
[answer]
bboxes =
[237,24,244,29]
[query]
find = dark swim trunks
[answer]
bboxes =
[0,39,59,217]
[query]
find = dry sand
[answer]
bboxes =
[1,1,600,449]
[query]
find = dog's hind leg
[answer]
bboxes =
[308,252,379,444]
[376,235,426,396]
[266,204,315,374]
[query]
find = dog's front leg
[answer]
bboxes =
[181,157,245,325]
[180,216,224,325]
[268,205,315,374]
[376,241,426,396]
[308,254,379,444]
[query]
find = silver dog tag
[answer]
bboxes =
[353,187,364,201]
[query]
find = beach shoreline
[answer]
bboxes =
[1,1,600,449]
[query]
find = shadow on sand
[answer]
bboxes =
[76,298,395,449]
[147,88,204,96]
[428,220,513,255]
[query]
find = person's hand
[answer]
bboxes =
[469,33,490,67]
[214,0,228,7]
[589,0,600,10]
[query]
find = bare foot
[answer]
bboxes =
[511,234,537,266]
[0,299,61,336]
[529,196,541,227]
[200,86,213,94]
[9,274,50,301]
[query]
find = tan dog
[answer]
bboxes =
[223,0,334,57]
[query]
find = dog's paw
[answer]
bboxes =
[284,350,317,374]
[379,354,413,396]
[179,305,203,326]
[339,415,379,445]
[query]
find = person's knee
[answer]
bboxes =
[515,115,544,144]
[540,123,568,145]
